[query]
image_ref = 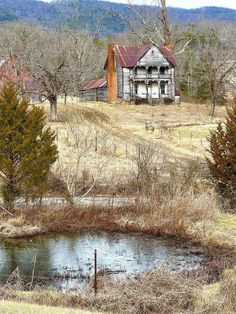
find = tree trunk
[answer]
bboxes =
[160,0,172,49]
[209,98,216,117]
[49,95,58,121]
[64,92,67,106]
[5,179,15,213]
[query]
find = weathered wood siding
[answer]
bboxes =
[151,82,159,98]
[123,68,131,100]
[80,87,108,102]
[116,58,123,98]
[137,46,169,67]
[137,82,147,98]
[171,68,175,98]
[132,46,175,99]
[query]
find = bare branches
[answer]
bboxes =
[0,23,106,120]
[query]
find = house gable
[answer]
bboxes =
[136,45,171,68]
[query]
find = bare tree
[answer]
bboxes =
[0,22,105,120]
[57,107,114,205]
[186,29,236,116]
[113,0,200,54]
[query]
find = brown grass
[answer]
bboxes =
[0,185,218,244]
[0,268,199,314]
[0,159,219,242]
[199,268,236,313]
[2,264,236,314]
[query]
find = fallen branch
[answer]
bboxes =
[0,204,13,216]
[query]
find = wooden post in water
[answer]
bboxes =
[94,249,97,294]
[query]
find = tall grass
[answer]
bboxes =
[0,268,199,314]
[201,268,236,313]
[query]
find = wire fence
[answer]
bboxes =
[54,125,210,161]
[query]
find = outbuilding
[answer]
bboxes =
[80,77,107,102]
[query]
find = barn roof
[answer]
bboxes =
[112,44,177,68]
[80,77,107,91]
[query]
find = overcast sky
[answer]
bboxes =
[43,0,236,9]
[101,0,236,9]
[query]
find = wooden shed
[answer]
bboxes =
[80,77,107,102]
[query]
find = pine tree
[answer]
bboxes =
[207,105,236,208]
[0,83,58,212]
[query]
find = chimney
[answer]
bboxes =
[107,44,117,103]
[164,40,173,51]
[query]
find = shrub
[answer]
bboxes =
[207,105,236,211]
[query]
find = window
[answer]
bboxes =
[147,67,152,77]
[160,66,165,75]
[160,82,165,95]
[135,84,138,95]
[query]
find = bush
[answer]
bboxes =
[207,105,236,211]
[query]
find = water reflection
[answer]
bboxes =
[0,231,204,290]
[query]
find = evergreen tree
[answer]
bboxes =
[0,83,58,211]
[207,105,236,208]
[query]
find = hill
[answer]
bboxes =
[0,0,235,34]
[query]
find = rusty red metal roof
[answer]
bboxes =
[80,77,107,91]
[113,44,177,68]
[113,44,150,68]
[159,46,177,68]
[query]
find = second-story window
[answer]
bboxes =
[147,67,152,77]
[160,66,165,75]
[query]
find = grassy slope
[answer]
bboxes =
[45,99,227,161]
[0,300,101,314]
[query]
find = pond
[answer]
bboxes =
[0,231,206,291]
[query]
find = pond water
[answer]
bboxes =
[0,231,205,291]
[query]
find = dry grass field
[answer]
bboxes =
[37,99,228,182]
[47,99,227,156]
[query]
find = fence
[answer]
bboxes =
[53,125,210,162]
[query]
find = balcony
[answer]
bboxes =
[131,73,172,80]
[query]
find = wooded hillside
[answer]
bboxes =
[0,0,235,35]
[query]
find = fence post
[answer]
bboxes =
[56,128,59,141]
[95,136,98,152]
[104,140,107,154]
[94,249,97,295]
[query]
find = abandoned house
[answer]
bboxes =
[80,43,177,104]
[0,55,39,102]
